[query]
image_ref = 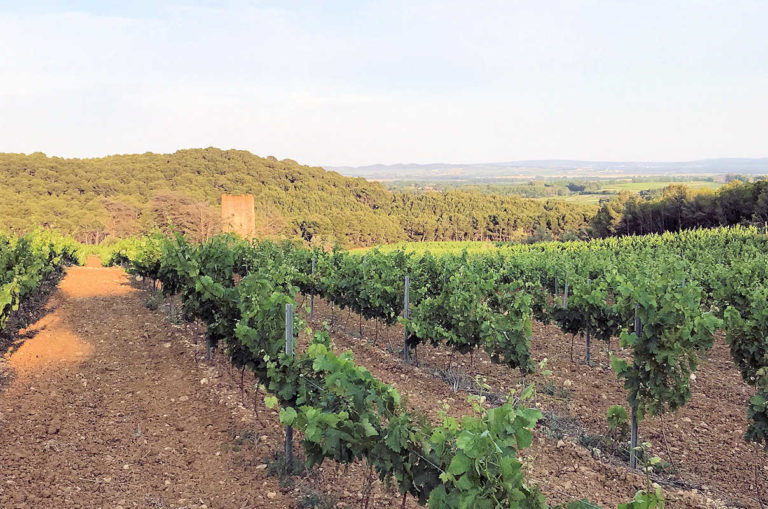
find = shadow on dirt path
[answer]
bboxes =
[0,271,64,360]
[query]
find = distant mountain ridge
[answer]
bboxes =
[330,158,768,180]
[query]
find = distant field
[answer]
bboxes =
[601,180,721,192]
[352,240,500,255]
[534,194,606,203]
[531,179,723,203]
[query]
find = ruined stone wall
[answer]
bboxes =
[220,194,255,239]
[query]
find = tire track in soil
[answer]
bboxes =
[0,264,290,509]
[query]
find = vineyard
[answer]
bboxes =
[0,231,81,333]
[1,227,767,506]
[3,1,766,506]
[67,225,761,507]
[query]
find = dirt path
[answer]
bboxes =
[0,264,291,509]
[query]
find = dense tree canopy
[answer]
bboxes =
[591,179,768,237]
[0,148,596,246]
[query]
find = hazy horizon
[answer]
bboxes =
[3,147,766,170]
[2,1,767,167]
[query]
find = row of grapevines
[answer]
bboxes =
[295,226,768,463]
[338,229,742,462]
[277,227,764,452]
[228,241,537,375]
[129,234,551,507]
[0,230,81,330]
[118,233,660,508]
[326,249,534,373]
[224,231,726,458]
[114,226,767,468]
[404,259,535,373]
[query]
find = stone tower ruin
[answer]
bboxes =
[221,194,255,239]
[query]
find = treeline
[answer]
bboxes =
[0,148,595,246]
[591,180,768,237]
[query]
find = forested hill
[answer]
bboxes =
[0,148,596,245]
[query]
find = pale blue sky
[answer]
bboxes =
[1,0,766,166]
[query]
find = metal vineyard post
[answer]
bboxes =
[630,302,642,469]
[285,303,294,472]
[403,275,410,362]
[310,258,316,322]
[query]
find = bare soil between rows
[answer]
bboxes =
[303,295,768,508]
